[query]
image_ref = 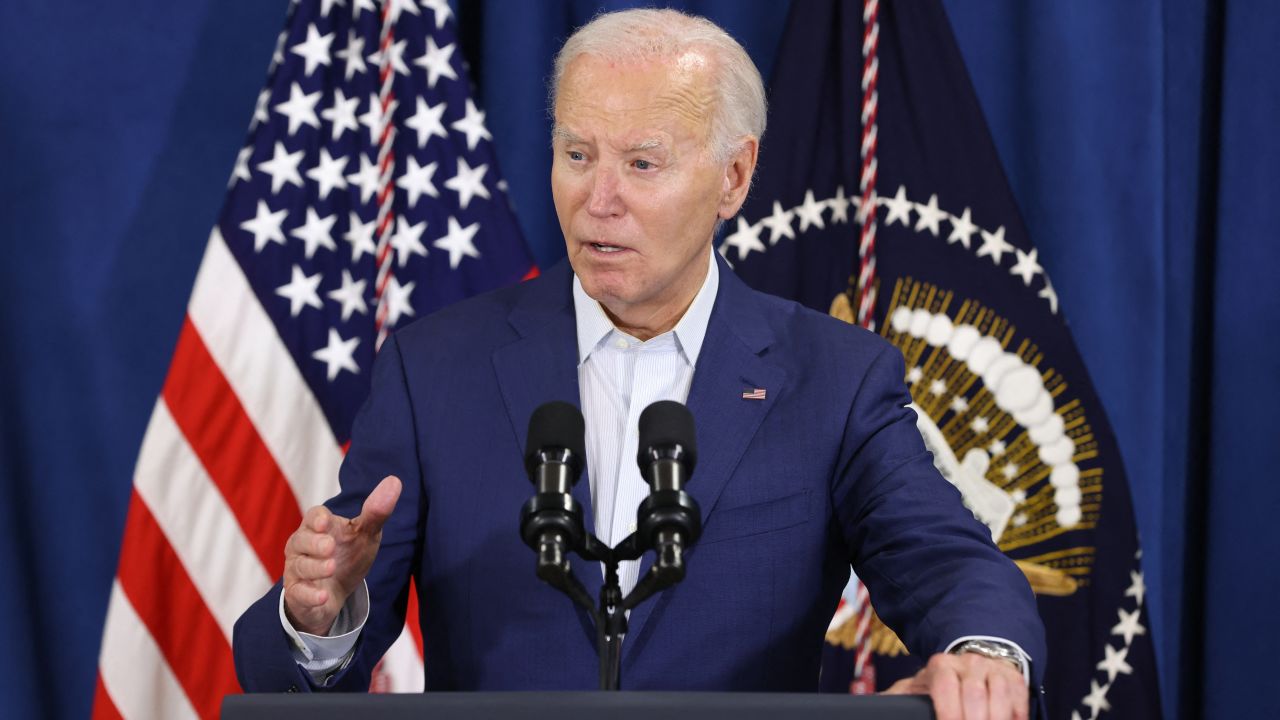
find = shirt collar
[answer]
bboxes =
[572,248,719,366]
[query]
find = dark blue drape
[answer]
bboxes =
[1,1,1273,718]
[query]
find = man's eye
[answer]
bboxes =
[634,159,653,170]
[567,151,585,162]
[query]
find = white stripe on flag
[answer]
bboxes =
[133,398,274,639]
[99,580,200,720]
[188,228,344,510]
[377,625,427,693]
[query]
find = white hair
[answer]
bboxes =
[549,8,767,164]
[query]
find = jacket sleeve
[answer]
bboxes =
[829,343,1048,686]
[233,333,426,692]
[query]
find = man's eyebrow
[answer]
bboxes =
[625,138,666,153]
[552,126,585,145]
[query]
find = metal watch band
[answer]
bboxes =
[950,639,1025,673]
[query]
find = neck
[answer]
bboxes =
[600,249,710,341]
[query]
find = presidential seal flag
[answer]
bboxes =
[728,1,1162,717]
[92,1,534,717]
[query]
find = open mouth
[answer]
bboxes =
[590,242,626,254]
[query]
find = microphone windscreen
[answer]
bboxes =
[637,400,697,470]
[525,401,586,465]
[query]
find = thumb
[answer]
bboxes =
[354,475,402,535]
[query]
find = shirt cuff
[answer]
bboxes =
[945,635,1032,686]
[278,582,370,682]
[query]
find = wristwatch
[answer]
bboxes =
[950,639,1027,675]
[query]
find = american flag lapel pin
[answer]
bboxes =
[741,387,767,400]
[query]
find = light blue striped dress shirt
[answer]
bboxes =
[571,250,718,596]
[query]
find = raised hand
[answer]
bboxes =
[281,475,402,636]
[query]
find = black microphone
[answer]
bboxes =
[634,401,702,584]
[519,401,587,584]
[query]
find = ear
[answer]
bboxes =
[717,136,760,220]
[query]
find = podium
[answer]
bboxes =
[221,691,934,719]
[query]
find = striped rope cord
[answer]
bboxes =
[372,2,399,350]
[855,0,880,331]
[851,0,881,689]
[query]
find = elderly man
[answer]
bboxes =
[233,9,1045,720]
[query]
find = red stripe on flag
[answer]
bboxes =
[405,578,424,657]
[521,265,540,282]
[163,318,301,580]
[91,672,125,720]
[116,491,242,718]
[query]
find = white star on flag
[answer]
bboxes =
[451,98,493,151]
[913,193,945,236]
[390,217,429,267]
[257,141,305,194]
[1010,247,1044,286]
[397,156,440,208]
[977,225,1014,265]
[358,95,399,145]
[276,265,323,317]
[444,157,490,209]
[1096,644,1133,682]
[346,153,381,204]
[306,148,349,201]
[327,269,369,322]
[948,207,978,248]
[1111,607,1147,645]
[724,216,765,260]
[230,146,253,188]
[274,83,322,136]
[415,35,458,88]
[406,97,448,148]
[883,185,913,226]
[381,276,416,326]
[828,186,851,224]
[367,37,410,77]
[433,216,482,269]
[312,328,360,381]
[342,212,377,263]
[421,0,454,28]
[240,200,288,252]
[760,201,795,244]
[335,30,367,80]
[290,208,337,259]
[795,189,826,232]
[321,88,360,141]
[290,24,334,77]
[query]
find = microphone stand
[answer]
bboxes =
[536,528,690,690]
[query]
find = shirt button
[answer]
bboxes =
[629,521,638,533]
[613,338,629,350]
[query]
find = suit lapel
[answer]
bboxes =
[491,262,605,609]
[623,259,788,664]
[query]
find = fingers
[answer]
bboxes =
[960,668,988,720]
[925,655,963,720]
[304,504,335,533]
[987,669,1014,720]
[284,580,329,610]
[904,653,1026,720]
[286,527,335,559]
[355,475,402,534]
[289,554,336,581]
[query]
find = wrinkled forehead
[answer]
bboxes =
[553,51,717,140]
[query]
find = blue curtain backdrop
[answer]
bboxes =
[0,1,1273,718]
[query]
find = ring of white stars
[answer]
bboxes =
[1068,554,1147,720]
[724,182,1060,314]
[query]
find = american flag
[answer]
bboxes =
[92,1,534,717]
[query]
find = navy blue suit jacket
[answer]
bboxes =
[233,257,1045,692]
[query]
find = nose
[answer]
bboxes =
[586,165,624,218]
